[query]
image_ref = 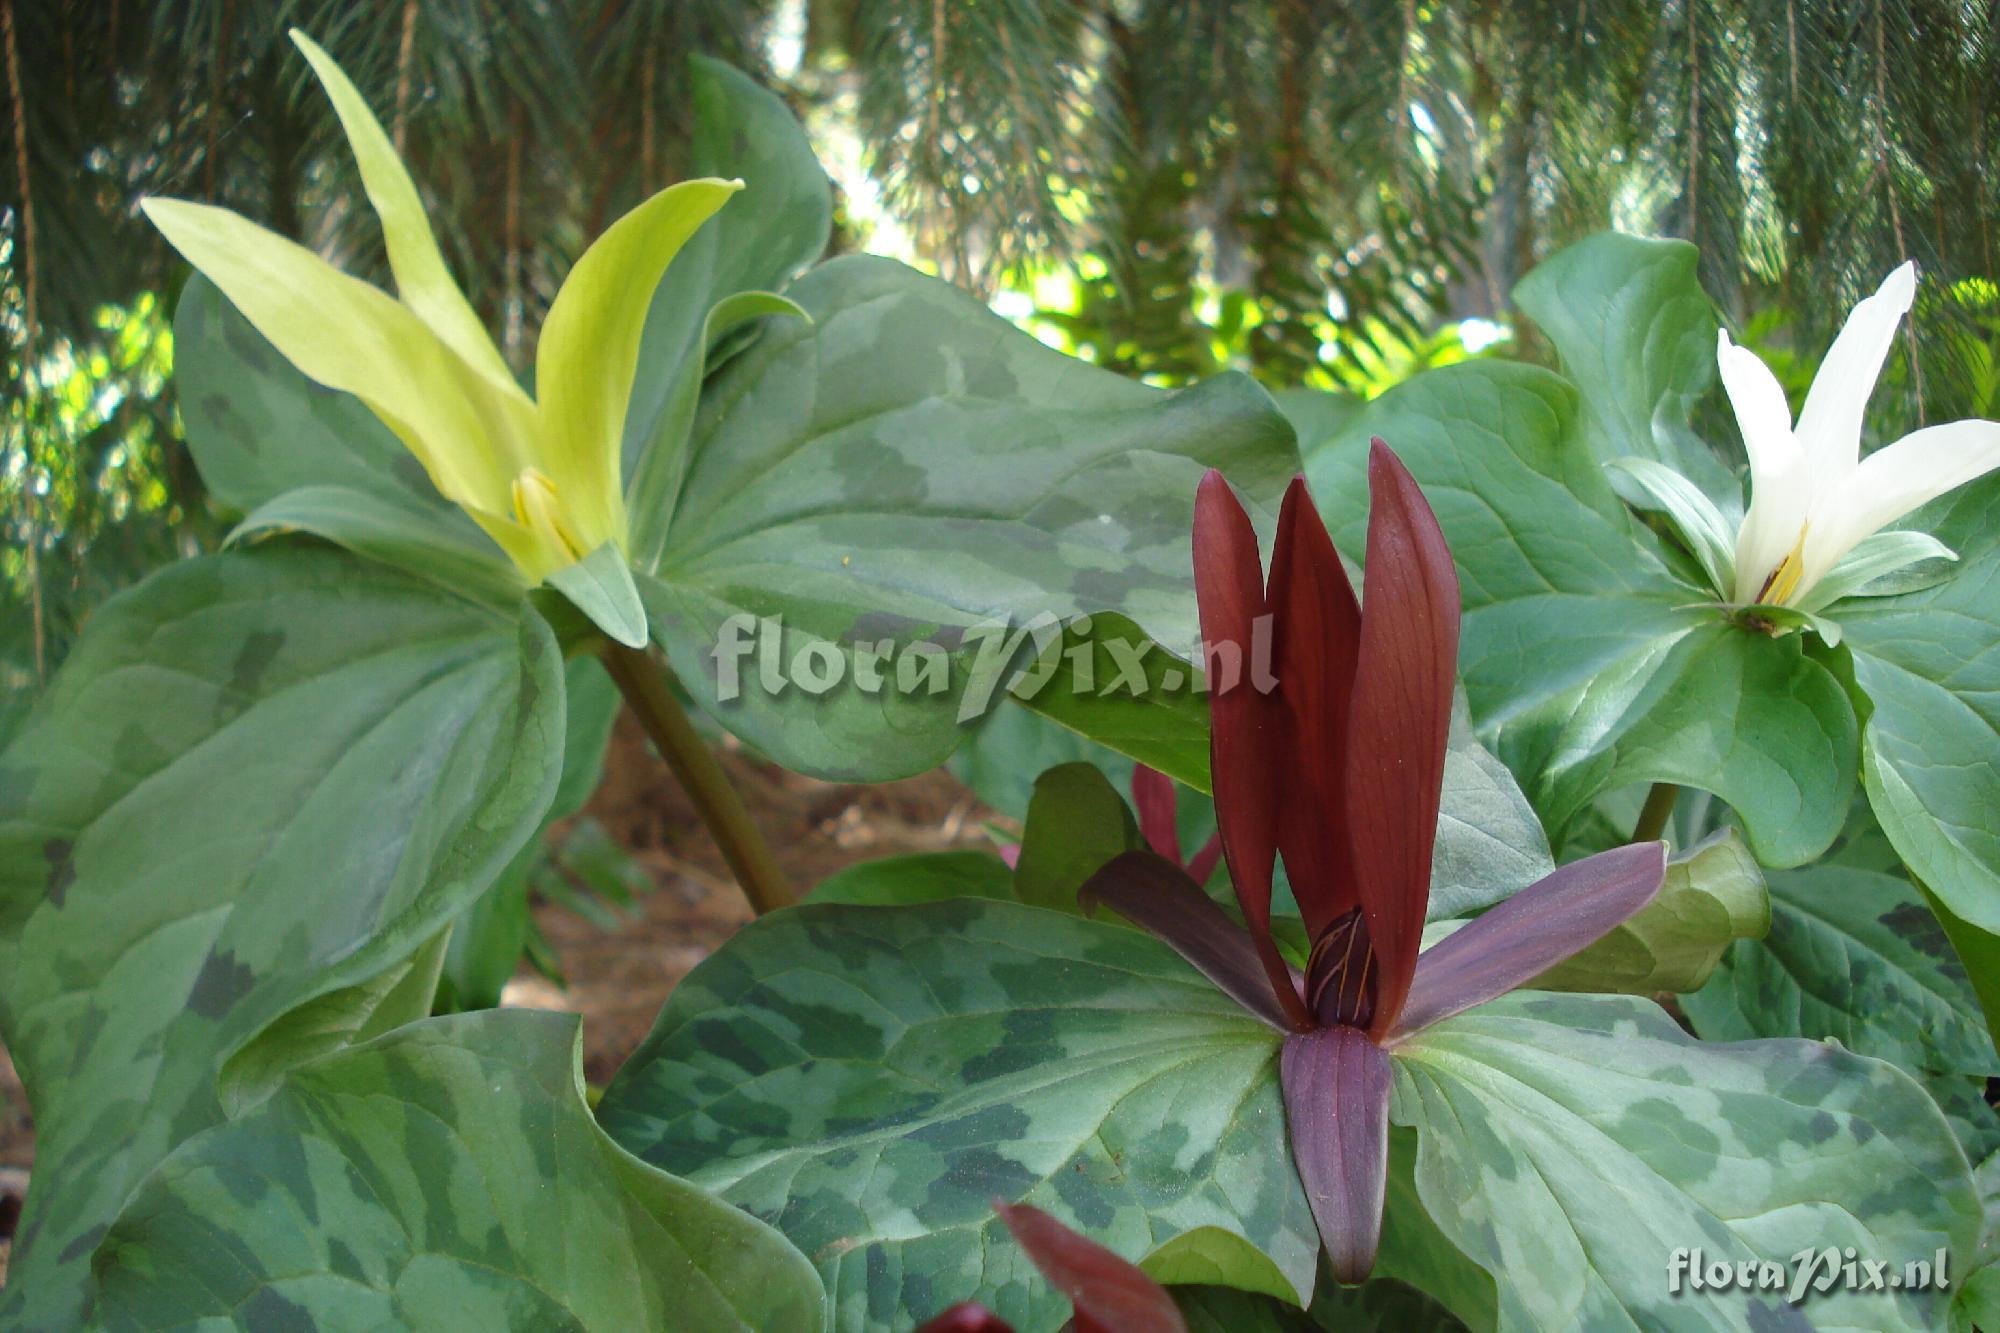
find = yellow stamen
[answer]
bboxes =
[510,468,585,561]
[1755,522,1811,607]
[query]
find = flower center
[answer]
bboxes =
[510,468,585,561]
[1755,522,1811,607]
[1307,907,1378,1029]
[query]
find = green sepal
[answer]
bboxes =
[547,540,649,648]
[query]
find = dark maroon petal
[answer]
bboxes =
[1279,1025,1392,1284]
[1130,765,1183,864]
[1194,470,1305,1025]
[1265,476,1363,939]
[996,1201,1189,1333]
[1186,832,1223,887]
[1387,841,1668,1042]
[915,1303,1013,1333]
[1080,851,1305,1032]
[1347,440,1461,1039]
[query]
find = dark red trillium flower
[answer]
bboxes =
[914,1201,1187,1333]
[1130,764,1223,885]
[1081,440,1668,1284]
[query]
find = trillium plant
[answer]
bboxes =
[1082,446,1668,1281]
[2,30,1997,1333]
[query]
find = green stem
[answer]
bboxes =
[1632,782,1681,845]
[600,641,795,916]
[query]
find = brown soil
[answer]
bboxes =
[0,714,1001,1287]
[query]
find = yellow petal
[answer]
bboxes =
[143,197,529,515]
[534,178,743,552]
[288,30,526,407]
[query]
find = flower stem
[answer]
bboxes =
[600,641,794,916]
[1631,782,1680,845]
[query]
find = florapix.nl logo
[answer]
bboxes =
[707,610,1277,723]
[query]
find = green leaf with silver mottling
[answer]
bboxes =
[218,926,452,1114]
[173,277,518,596]
[646,255,1295,781]
[1013,762,1141,913]
[440,656,623,1011]
[1528,831,1768,996]
[0,546,564,1329]
[88,1011,823,1332]
[1375,1128,1498,1328]
[1511,232,1735,499]
[809,850,1017,907]
[1393,990,1981,1332]
[1681,863,1999,1078]
[1303,359,1857,867]
[596,899,1319,1332]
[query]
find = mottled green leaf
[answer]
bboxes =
[646,255,1295,781]
[1511,231,1734,497]
[89,1011,823,1331]
[596,900,1319,1331]
[1014,762,1140,912]
[219,926,452,1113]
[1393,991,1981,1331]
[1682,863,1999,1077]
[1529,831,1768,996]
[440,656,622,1011]
[1304,360,1856,867]
[0,546,564,1327]
[809,850,1016,907]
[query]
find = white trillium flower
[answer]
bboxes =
[1720,262,2000,608]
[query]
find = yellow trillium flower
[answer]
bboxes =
[142,30,739,626]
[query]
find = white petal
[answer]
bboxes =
[1717,329,1796,479]
[1801,418,2000,593]
[1719,330,1811,601]
[1794,262,1916,487]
